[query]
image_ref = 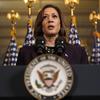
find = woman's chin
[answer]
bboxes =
[46,33,57,37]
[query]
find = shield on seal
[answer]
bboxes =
[24,54,74,100]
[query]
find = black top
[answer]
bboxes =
[17,43,88,65]
[45,46,55,53]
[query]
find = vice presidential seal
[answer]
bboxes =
[24,54,74,100]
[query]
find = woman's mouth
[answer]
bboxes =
[48,25,54,30]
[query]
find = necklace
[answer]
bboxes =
[45,46,55,54]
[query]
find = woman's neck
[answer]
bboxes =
[44,34,58,47]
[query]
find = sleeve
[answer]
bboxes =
[17,48,25,65]
[80,47,89,64]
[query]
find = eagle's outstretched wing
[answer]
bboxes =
[53,70,60,83]
[37,70,45,84]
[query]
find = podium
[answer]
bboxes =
[0,64,100,98]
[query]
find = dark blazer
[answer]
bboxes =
[17,43,88,99]
[17,43,88,65]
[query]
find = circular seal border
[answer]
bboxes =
[24,54,74,100]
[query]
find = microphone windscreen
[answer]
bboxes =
[55,37,66,54]
[35,37,45,54]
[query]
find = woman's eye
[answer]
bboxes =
[43,16,47,20]
[53,15,57,18]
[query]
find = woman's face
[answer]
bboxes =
[42,7,61,37]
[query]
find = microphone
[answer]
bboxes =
[55,37,66,55]
[35,36,45,54]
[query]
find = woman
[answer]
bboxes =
[17,4,88,65]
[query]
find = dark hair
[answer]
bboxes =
[34,4,66,39]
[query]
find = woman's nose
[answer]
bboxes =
[48,16,54,23]
[48,20,54,23]
[48,16,53,21]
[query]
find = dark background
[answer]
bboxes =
[0,0,100,66]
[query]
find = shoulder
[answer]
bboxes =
[18,45,36,57]
[17,45,37,65]
[19,45,36,53]
[65,43,81,50]
[65,43,87,55]
[74,45,87,53]
[67,43,85,50]
[65,43,88,64]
